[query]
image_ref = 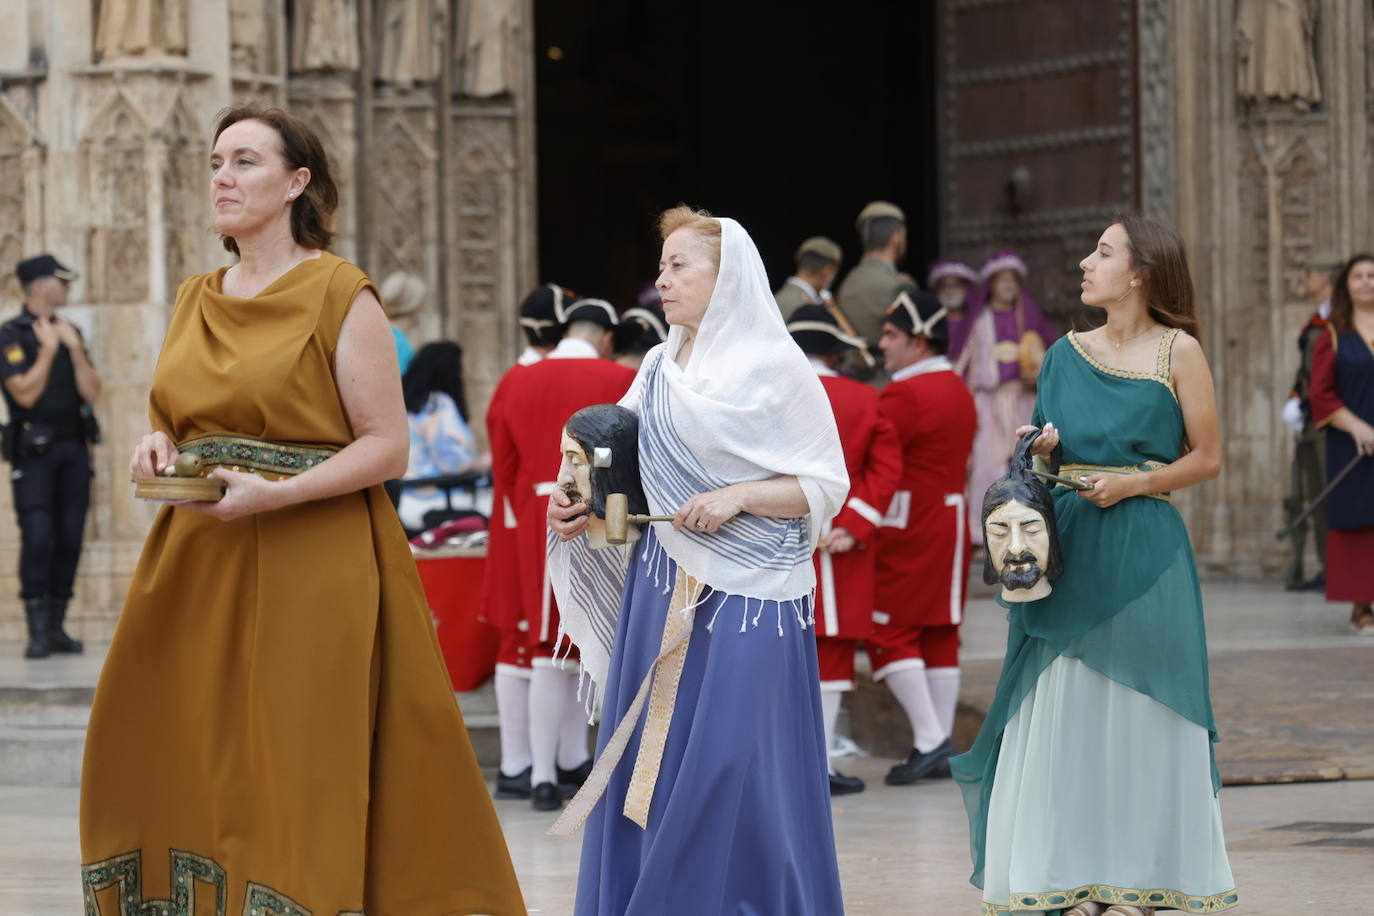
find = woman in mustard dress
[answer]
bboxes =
[79,106,525,915]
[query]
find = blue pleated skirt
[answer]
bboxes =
[574,529,845,916]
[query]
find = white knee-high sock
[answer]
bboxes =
[884,666,947,753]
[494,670,532,778]
[926,666,961,738]
[529,665,569,787]
[820,689,843,774]
[556,667,590,770]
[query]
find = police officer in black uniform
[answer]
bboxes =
[1,254,101,658]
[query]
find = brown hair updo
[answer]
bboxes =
[1116,215,1201,341]
[658,204,722,269]
[213,105,338,255]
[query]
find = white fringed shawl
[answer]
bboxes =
[549,217,848,700]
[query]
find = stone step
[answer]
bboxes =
[0,726,85,787]
[0,686,95,729]
[0,680,504,787]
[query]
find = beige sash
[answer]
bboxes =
[549,570,705,836]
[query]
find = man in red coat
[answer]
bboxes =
[481,284,570,801]
[487,296,636,811]
[872,289,977,784]
[788,305,902,795]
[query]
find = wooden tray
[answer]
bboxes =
[133,477,226,502]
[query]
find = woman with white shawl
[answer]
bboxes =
[547,207,849,914]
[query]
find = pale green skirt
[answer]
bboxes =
[980,657,1238,915]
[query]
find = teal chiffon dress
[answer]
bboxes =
[951,329,1238,915]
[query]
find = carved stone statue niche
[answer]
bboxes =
[557,405,651,550]
[981,429,1064,602]
[290,0,360,73]
[95,0,188,61]
[1236,0,1322,110]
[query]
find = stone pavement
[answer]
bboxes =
[3,765,1372,914]
[2,578,1372,913]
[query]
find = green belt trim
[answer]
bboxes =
[178,435,338,477]
[1059,460,1171,502]
[980,884,1240,914]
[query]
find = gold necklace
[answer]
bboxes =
[1106,324,1155,350]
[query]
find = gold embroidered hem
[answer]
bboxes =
[979,883,1239,914]
[1058,461,1171,501]
[178,434,337,478]
[82,849,367,915]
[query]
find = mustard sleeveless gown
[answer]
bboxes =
[79,253,525,915]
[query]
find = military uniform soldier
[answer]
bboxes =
[835,201,913,346]
[1,255,101,658]
[774,236,844,315]
[1281,250,1344,590]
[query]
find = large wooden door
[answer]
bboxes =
[938,0,1139,324]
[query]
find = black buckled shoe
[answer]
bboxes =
[532,781,563,811]
[828,770,866,796]
[494,765,532,799]
[45,597,83,654]
[885,738,954,786]
[23,597,49,659]
[557,759,592,796]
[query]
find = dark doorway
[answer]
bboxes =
[534,1,939,311]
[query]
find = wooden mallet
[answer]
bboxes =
[604,492,674,545]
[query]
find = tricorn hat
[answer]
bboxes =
[787,304,866,356]
[885,289,949,342]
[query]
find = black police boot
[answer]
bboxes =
[494,765,533,799]
[828,769,866,796]
[557,758,592,797]
[45,597,84,654]
[531,781,563,812]
[885,737,954,786]
[23,597,50,659]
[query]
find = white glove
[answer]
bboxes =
[1281,396,1305,434]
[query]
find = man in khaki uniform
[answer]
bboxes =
[1281,249,1344,590]
[775,236,844,316]
[836,201,916,379]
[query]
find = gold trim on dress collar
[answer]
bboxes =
[1067,329,1180,402]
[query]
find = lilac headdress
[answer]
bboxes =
[949,250,1054,366]
[927,260,978,288]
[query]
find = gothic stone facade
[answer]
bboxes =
[0,0,536,642]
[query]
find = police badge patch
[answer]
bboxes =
[4,344,24,365]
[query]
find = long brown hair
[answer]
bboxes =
[1117,215,1200,340]
[212,105,338,255]
[1329,253,1374,335]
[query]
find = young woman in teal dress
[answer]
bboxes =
[951,217,1238,916]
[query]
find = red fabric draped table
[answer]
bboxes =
[412,544,500,692]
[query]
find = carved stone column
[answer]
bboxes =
[1160,0,1370,577]
[446,0,537,441]
[0,0,232,643]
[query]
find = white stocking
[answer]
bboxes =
[556,667,590,770]
[820,689,844,774]
[529,664,569,787]
[494,670,532,777]
[884,666,947,753]
[926,666,961,738]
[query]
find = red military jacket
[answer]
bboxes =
[478,356,533,633]
[486,339,636,642]
[811,370,902,639]
[874,357,977,628]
